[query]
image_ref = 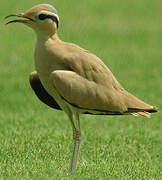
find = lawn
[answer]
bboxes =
[0,0,161,179]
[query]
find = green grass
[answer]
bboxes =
[0,0,162,179]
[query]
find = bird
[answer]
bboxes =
[5,4,157,175]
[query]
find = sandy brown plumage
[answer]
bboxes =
[35,37,157,116]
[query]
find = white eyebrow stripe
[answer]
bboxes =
[39,10,59,21]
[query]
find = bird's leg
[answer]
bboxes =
[68,112,82,175]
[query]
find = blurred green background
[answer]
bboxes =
[0,0,161,179]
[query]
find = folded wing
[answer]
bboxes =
[50,44,157,115]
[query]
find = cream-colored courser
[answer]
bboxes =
[5,4,157,175]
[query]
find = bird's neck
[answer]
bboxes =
[36,32,59,43]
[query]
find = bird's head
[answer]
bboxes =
[5,4,59,37]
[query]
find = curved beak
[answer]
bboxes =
[4,13,34,25]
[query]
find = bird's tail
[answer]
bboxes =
[131,111,151,118]
[122,90,157,117]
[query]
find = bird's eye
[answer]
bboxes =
[38,14,47,20]
[38,13,59,28]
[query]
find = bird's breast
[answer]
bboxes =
[34,39,67,97]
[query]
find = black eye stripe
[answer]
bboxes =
[38,14,47,20]
[38,14,59,28]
